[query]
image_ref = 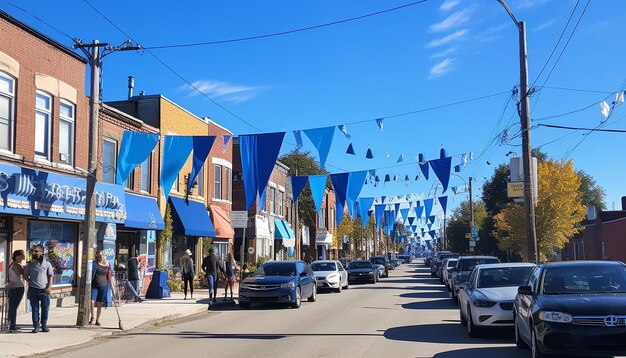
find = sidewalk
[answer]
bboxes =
[0,288,238,358]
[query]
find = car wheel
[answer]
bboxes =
[344,282,349,290]
[514,314,528,349]
[307,285,317,302]
[239,302,251,310]
[335,283,342,293]
[292,287,301,309]
[530,328,545,358]
[467,307,481,338]
[460,307,467,326]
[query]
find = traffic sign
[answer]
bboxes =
[231,211,248,228]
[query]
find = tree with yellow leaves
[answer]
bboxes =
[493,160,586,261]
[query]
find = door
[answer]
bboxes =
[0,233,7,288]
[338,262,347,286]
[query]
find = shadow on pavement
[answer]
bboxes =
[400,298,457,310]
[432,346,527,358]
[126,331,383,340]
[384,323,513,344]
[398,291,451,300]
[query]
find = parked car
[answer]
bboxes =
[339,258,351,270]
[438,255,459,281]
[370,256,391,278]
[442,258,459,289]
[397,255,411,264]
[458,262,535,337]
[424,256,433,267]
[451,256,500,303]
[348,260,378,284]
[373,264,386,279]
[431,251,454,277]
[310,260,349,293]
[514,261,626,357]
[239,261,317,309]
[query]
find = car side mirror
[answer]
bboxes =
[518,285,533,295]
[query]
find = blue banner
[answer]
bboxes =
[0,163,126,223]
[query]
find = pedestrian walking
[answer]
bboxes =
[126,248,142,303]
[180,249,195,300]
[7,249,25,333]
[201,248,224,307]
[90,251,114,326]
[22,244,53,333]
[224,253,236,301]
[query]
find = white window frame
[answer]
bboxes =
[278,190,284,217]
[330,208,335,230]
[319,208,326,228]
[58,99,75,166]
[0,72,15,153]
[213,164,222,200]
[35,91,52,160]
[102,138,117,184]
[140,155,151,193]
[269,187,276,215]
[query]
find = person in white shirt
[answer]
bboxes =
[7,249,25,332]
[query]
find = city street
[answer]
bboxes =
[47,262,526,358]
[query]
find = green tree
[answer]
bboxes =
[446,201,487,254]
[577,170,606,209]
[480,164,513,258]
[278,149,328,228]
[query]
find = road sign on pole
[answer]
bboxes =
[231,211,248,228]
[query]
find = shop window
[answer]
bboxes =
[102,138,117,184]
[0,72,15,152]
[35,91,52,160]
[140,156,151,192]
[59,100,75,165]
[214,164,222,199]
[27,221,77,286]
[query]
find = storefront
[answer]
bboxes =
[316,229,333,261]
[169,197,215,274]
[273,218,295,261]
[0,163,125,292]
[208,205,234,261]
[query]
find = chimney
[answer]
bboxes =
[127,76,135,99]
[622,196,626,211]
[139,90,145,96]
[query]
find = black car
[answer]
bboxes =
[370,256,390,278]
[514,261,626,357]
[348,260,378,284]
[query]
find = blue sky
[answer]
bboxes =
[5,0,626,213]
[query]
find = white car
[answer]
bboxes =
[310,260,349,293]
[458,262,535,337]
[442,258,458,289]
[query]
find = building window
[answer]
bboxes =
[102,138,117,184]
[269,187,276,214]
[59,100,75,165]
[197,165,204,197]
[278,191,284,216]
[140,156,150,192]
[330,208,335,230]
[214,164,222,199]
[35,91,52,159]
[0,72,15,152]
[319,208,326,228]
[28,221,77,286]
[226,167,232,201]
[125,170,134,190]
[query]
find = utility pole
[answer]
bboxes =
[497,0,538,264]
[469,176,474,227]
[74,39,141,326]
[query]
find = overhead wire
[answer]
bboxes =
[143,1,429,50]
[0,0,75,41]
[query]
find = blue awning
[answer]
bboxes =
[169,197,216,237]
[124,193,165,230]
[283,221,295,239]
[274,218,290,239]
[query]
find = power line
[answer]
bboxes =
[537,123,626,133]
[541,86,614,95]
[143,1,429,50]
[0,0,74,41]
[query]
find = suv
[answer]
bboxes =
[370,256,391,278]
[451,256,500,303]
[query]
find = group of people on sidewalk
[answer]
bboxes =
[183,248,238,308]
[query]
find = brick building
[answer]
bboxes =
[314,188,336,261]
[232,138,296,266]
[0,11,125,297]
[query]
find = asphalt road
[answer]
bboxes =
[49,262,529,358]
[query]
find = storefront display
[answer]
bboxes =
[27,220,77,286]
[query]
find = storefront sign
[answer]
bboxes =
[0,163,126,223]
[230,211,248,228]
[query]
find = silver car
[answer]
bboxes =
[442,258,458,290]
[310,260,349,293]
[458,262,535,337]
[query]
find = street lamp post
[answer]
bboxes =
[497,0,538,264]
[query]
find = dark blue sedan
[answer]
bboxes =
[239,261,317,309]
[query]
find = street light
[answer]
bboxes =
[497,0,539,264]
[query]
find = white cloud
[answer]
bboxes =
[440,0,461,11]
[533,19,556,32]
[429,8,472,32]
[429,58,455,79]
[182,80,263,103]
[426,29,468,48]
[430,47,457,59]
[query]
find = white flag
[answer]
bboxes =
[600,101,610,119]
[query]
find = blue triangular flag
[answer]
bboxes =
[346,143,355,155]
[375,118,384,131]
[293,130,304,148]
[430,157,452,193]
[291,176,309,204]
[308,175,328,213]
[304,126,335,168]
[419,162,430,180]
[384,174,390,182]
[161,135,193,200]
[116,131,159,185]
[416,206,424,219]
[397,154,404,163]
[404,175,410,181]
[222,135,231,154]
[429,215,436,224]
[331,173,350,227]
[454,164,461,173]
[375,204,386,230]
[400,208,409,223]
[346,171,367,218]
[366,148,374,159]
[188,136,216,194]
[338,124,351,140]
[408,217,415,225]
[424,198,434,218]
[438,196,448,216]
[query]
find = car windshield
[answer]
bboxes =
[349,261,372,269]
[458,258,499,271]
[253,263,296,277]
[543,265,626,294]
[447,260,458,268]
[370,258,385,264]
[477,267,534,288]
[310,262,336,272]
